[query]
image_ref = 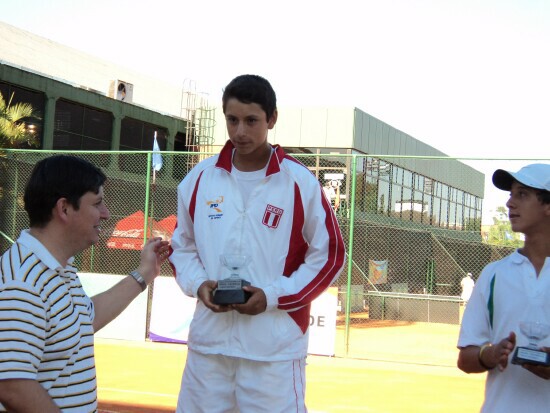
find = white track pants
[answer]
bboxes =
[176,349,307,413]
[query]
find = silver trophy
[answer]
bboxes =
[512,320,550,366]
[213,254,251,305]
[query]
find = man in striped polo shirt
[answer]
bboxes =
[0,155,169,412]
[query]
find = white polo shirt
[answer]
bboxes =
[458,250,550,413]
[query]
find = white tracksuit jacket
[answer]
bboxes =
[169,141,345,361]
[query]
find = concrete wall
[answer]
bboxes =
[0,21,184,118]
[210,106,355,149]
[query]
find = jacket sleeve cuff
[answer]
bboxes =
[175,270,208,298]
[263,285,279,311]
[192,277,209,298]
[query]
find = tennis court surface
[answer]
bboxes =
[96,321,486,413]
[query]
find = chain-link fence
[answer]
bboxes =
[1,150,546,365]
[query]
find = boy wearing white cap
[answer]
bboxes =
[457,163,550,412]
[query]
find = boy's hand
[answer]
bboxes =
[495,331,516,371]
[522,347,550,380]
[198,280,232,313]
[231,286,267,316]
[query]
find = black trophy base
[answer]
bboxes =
[512,346,550,366]
[213,278,251,305]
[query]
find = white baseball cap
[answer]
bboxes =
[492,163,550,191]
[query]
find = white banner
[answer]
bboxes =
[307,287,338,356]
[149,276,196,343]
[79,272,148,341]
[149,278,338,356]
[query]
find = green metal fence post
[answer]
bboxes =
[143,151,155,341]
[143,152,152,243]
[344,154,358,355]
[10,158,18,239]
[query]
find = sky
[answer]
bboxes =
[1,0,549,224]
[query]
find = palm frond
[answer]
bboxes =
[0,91,41,148]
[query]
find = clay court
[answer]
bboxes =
[95,321,486,413]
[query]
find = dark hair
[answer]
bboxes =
[24,155,107,227]
[535,189,550,205]
[222,74,277,121]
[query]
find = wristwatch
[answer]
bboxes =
[129,270,147,292]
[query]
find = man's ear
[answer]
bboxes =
[53,198,70,222]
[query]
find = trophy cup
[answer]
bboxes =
[213,254,252,305]
[511,320,550,366]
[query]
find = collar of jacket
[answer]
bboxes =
[215,140,285,177]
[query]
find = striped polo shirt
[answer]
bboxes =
[0,230,97,412]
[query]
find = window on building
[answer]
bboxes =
[172,132,192,181]
[401,186,412,221]
[440,184,450,228]
[366,157,379,177]
[392,165,403,184]
[424,178,434,195]
[390,181,401,217]
[412,174,425,223]
[362,175,379,212]
[399,170,413,221]
[457,190,466,230]
[448,187,456,229]
[425,194,433,225]
[432,195,441,226]
[53,100,112,151]
[456,203,464,230]
[119,117,167,174]
[120,117,166,150]
[174,132,187,152]
[378,179,390,215]
[412,190,424,223]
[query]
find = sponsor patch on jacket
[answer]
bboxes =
[262,204,283,229]
[207,196,224,220]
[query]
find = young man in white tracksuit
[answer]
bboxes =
[169,74,346,412]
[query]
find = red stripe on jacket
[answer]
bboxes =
[189,171,204,223]
[279,183,345,333]
[170,171,203,277]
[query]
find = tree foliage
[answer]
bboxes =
[0,91,41,149]
[487,206,524,247]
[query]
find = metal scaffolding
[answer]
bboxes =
[180,79,216,167]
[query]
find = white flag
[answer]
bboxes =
[152,131,163,172]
